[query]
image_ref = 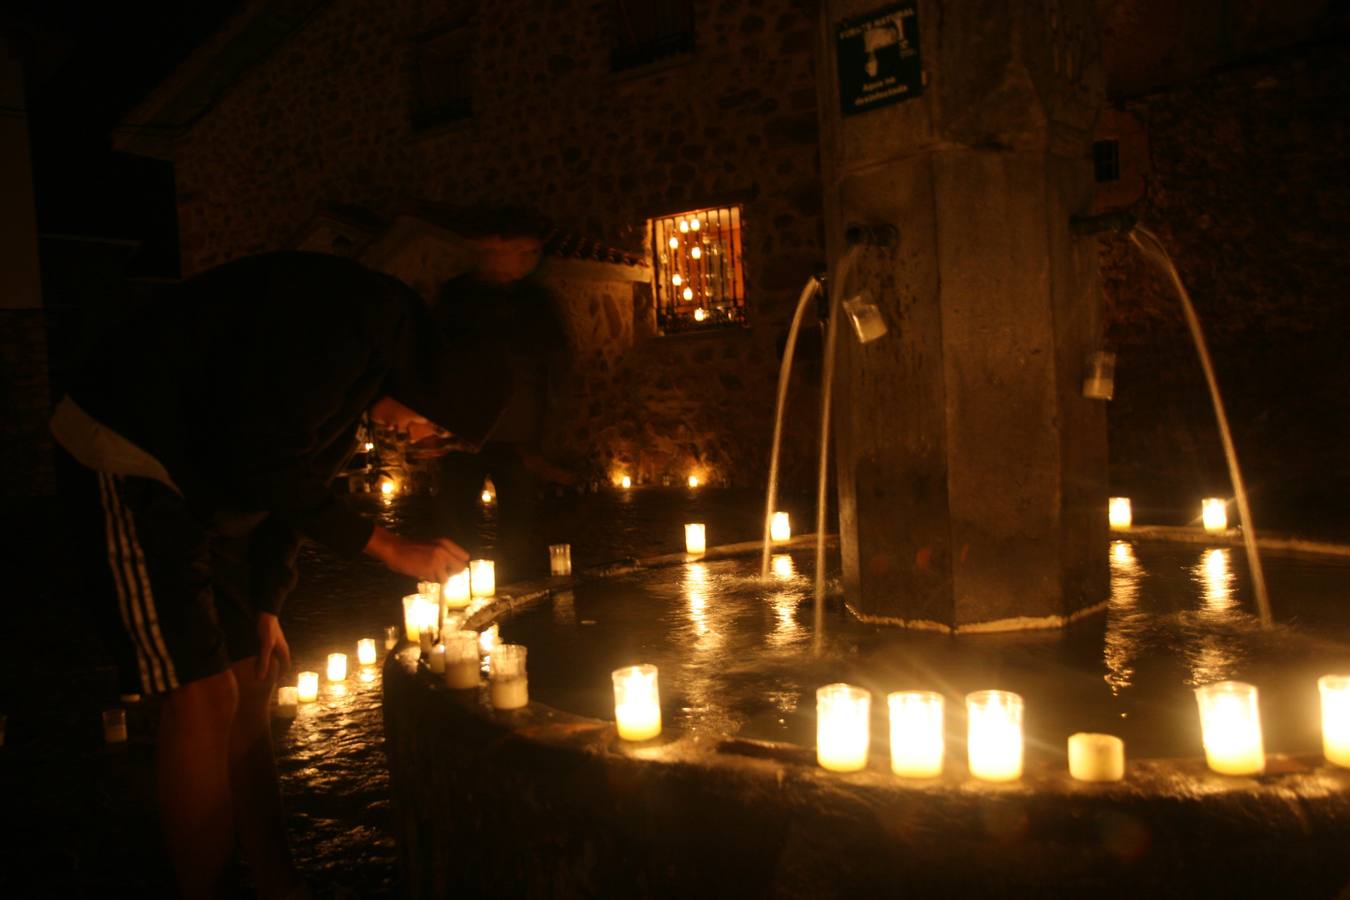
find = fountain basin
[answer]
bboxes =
[383,542,1350,898]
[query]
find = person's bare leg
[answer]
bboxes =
[158,669,239,900]
[229,656,301,899]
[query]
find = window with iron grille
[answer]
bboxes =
[651,206,747,334]
[1093,139,1120,183]
[410,26,474,131]
[611,0,695,72]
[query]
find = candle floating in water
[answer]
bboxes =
[357,639,377,667]
[427,643,446,675]
[102,708,127,744]
[297,672,319,703]
[685,523,706,557]
[888,691,944,778]
[490,644,529,710]
[613,665,662,741]
[549,544,572,577]
[384,625,400,649]
[770,511,791,543]
[1195,680,1264,775]
[817,683,871,772]
[1202,498,1228,532]
[1318,675,1350,768]
[275,686,299,718]
[443,569,472,609]
[470,559,495,598]
[1067,732,1126,782]
[966,690,1024,782]
[1108,497,1132,529]
[326,653,347,682]
[444,631,481,689]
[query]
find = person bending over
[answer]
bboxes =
[50,251,508,900]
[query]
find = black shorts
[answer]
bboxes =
[60,452,264,695]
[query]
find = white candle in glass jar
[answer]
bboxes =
[443,631,481,689]
[275,686,299,718]
[1195,681,1264,775]
[613,665,662,741]
[102,709,128,744]
[1320,674,1350,768]
[770,511,791,543]
[443,569,472,609]
[1067,732,1125,782]
[297,672,320,703]
[1202,498,1228,532]
[427,643,446,674]
[403,593,438,643]
[888,691,944,778]
[326,653,347,682]
[470,560,496,598]
[685,523,706,556]
[490,644,528,710]
[966,690,1024,782]
[1108,497,1132,529]
[816,683,871,772]
[417,581,441,603]
[357,638,377,667]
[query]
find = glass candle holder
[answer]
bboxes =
[1108,497,1132,529]
[770,511,792,543]
[443,569,472,609]
[384,625,400,650]
[966,690,1024,782]
[102,708,128,744]
[1067,732,1126,782]
[1202,498,1228,532]
[297,672,319,703]
[357,638,377,667]
[478,623,500,656]
[888,691,944,778]
[1195,680,1265,775]
[685,523,706,556]
[620,475,632,489]
[403,593,439,643]
[326,653,348,682]
[816,683,871,772]
[1320,674,1350,768]
[470,560,496,598]
[417,581,441,603]
[444,630,481,690]
[613,665,662,741]
[427,643,446,675]
[843,292,888,344]
[275,686,299,718]
[489,644,528,710]
[549,544,573,577]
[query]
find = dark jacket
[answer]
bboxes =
[71,252,506,612]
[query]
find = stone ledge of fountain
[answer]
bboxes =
[384,541,1350,899]
[1119,524,1350,559]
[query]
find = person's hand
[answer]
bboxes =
[256,612,292,680]
[364,526,469,581]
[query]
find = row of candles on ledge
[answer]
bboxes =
[1109,496,1232,532]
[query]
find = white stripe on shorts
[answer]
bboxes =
[97,472,156,693]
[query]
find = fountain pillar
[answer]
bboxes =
[818,1,1108,630]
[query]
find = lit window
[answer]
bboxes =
[650,205,746,334]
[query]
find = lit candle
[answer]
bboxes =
[620,475,632,489]
[470,559,495,598]
[489,644,529,710]
[613,665,662,741]
[444,630,481,689]
[384,625,400,650]
[816,683,871,772]
[380,479,397,498]
[687,474,700,488]
[297,672,319,703]
[427,643,446,674]
[548,543,573,577]
[357,638,377,667]
[1067,732,1125,782]
[770,511,791,543]
[685,523,706,556]
[888,691,944,778]
[443,569,472,609]
[327,652,348,682]
[1195,680,1265,775]
[478,623,500,655]
[966,690,1024,782]
[417,581,441,603]
[275,686,299,718]
[1108,497,1132,529]
[1318,675,1350,768]
[1202,498,1228,532]
[402,593,438,642]
[102,708,128,744]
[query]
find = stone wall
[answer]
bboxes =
[170,0,826,487]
